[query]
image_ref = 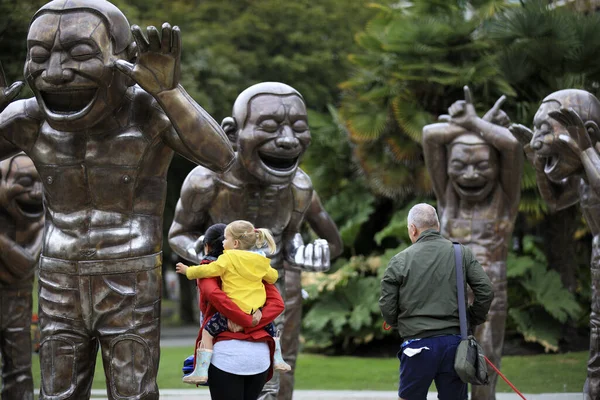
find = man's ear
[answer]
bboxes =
[585,120,600,146]
[221,117,239,151]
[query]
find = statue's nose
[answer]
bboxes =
[42,53,74,84]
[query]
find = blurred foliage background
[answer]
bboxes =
[1,0,598,355]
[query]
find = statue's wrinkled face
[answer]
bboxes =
[237,94,311,184]
[448,143,498,202]
[0,156,43,223]
[531,102,582,183]
[25,12,130,131]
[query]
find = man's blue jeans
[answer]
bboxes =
[398,334,467,400]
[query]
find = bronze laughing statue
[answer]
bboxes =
[422,87,522,400]
[509,89,600,400]
[0,153,43,400]
[0,0,235,399]
[168,82,342,400]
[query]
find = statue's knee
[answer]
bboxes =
[109,335,156,399]
[39,337,76,399]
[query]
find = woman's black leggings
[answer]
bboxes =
[208,363,269,400]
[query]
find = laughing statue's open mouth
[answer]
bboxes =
[544,154,559,174]
[41,88,97,115]
[15,199,44,218]
[456,182,488,197]
[258,152,299,171]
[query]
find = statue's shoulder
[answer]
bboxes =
[179,165,219,211]
[127,86,171,131]
[182,165,218,192]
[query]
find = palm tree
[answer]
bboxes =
[339,1,513,200]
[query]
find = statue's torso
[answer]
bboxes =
[30,89,173,260]
[207,176,301,269]
[441,184,514,267]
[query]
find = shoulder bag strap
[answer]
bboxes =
[453,242,468,339]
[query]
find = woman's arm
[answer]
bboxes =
[244,283,284,333]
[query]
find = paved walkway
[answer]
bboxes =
[87,389,581,399]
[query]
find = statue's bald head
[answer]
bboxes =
[541,89,600,124]
[32,0,132,55]
[407,203,440,232]
[232,82,304,128]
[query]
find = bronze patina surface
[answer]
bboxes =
[509,89,600,400]
[423,87,522,400]
[0,153,43,400]
[168,82,342,400]
[0,0,234,398]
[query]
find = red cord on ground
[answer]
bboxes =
[484,356,526,400]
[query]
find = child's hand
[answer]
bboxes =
[251,309,262,327]
[228,320,243,333]
[175,262,188,275]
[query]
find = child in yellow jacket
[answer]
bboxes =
[176,220,291,384]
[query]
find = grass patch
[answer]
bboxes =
[32,349,587,393]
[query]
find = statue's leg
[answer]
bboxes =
[258,268,285,400]
[38,270,97,400]
[586,248,600,400]
[95,266,162,400]
[0,289,34,400]
[472,261,507,400]
[278,264,301,400]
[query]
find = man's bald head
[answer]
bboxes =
[407,203,440,242]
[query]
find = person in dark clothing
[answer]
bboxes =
[379,203,493,400]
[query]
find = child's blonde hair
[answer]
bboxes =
[225,220,276,254]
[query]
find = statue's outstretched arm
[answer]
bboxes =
[0,62,40,161]
[168,168,215,263]
[0,226,41,284]
[114,24,234,172]
[304,191,343,260]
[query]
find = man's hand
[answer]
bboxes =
[175,262,188,275]
[228,320,243,333]
[114,23,181,95]
[0,61,23,112]
[251,309,263,327]
[287,233,331,272]
[549,107,593,154]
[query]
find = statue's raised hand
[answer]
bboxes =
[549,107,593,154]
[0,62,23,112]
[509,124,536,164]
[508,124,533,147]
[114,23,181,95]
[287,233,331,272]
[440,86,478,129]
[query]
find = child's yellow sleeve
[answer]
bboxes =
[185,260,226,280]
[264,266,279,284]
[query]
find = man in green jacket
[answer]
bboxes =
[379,203,493,400]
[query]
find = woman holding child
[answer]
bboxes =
[176,221,289,400]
